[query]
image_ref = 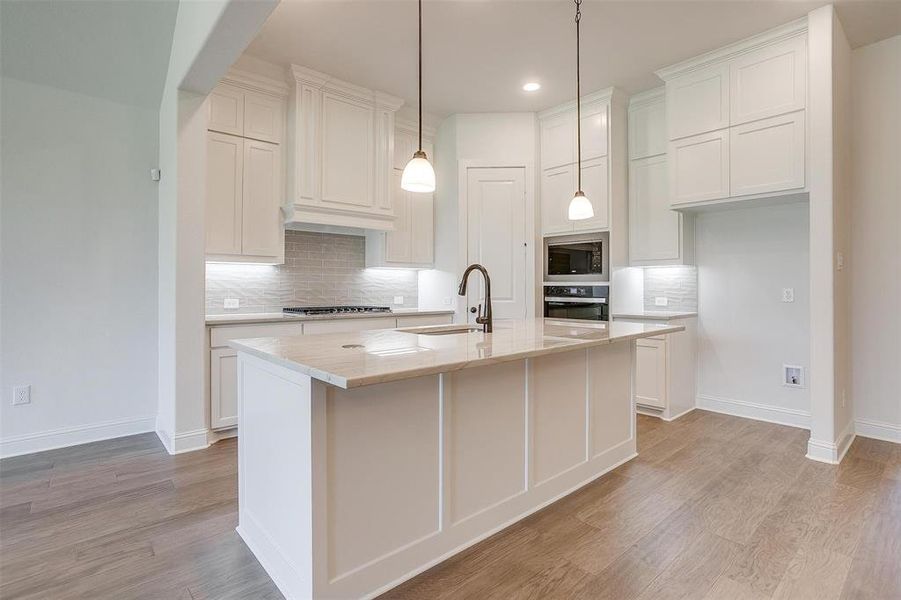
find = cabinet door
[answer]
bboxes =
[730,111,805,197]
[573,156,609,231]
[669,129,730,205]
[210,348,238,429]
[385,172,412,263]
[635,338,667,409]
[394,130,415,171]
[540,165,575,235]
[206,132,244,255]
[241,140,283,258]
[580,99,609,160]
[410,191,434,264]
[208,84,244,136]
[244,91,283,144]
[630,155,682,262]
[730,35,806,126]
[319,92,375,209]
[666,64,729,140]
[540,111,576,169]
[629,95,666,159]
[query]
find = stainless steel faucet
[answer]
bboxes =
[458,264,493,333]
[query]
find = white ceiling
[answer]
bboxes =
[245,0,901,116]
[0,0,178,109]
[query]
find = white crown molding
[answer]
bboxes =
[1,415,156,458]
[655,17,808,81]
[628,86,665,110]
[222,67,290,98]
[290,64,404,111]
[538,86,618,120]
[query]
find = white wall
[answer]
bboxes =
[695,203,811,428]
[850,35,901,442]
[0,77,160,456]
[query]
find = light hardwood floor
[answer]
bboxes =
[1,412,898,599]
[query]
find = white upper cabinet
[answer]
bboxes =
[628,89,693,266]
[730,110,805,197]
[656,19,808,208]
[205,73,288,264]
[538,89,619,236]
[665,64,730,140]
[208,84,244,137]
[366,121,435,268]
[669,129,730,205]
[730,34,806,126]
[288,65,404,231]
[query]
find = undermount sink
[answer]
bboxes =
[398,325,483,336]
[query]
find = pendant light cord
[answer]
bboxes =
[574,0,582,191]
[418,0,423,153]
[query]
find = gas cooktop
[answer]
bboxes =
[282,305,392,316]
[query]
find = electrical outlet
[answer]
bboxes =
[842,389,847,408]
[13,385,31,406]
[223,298,240,310]
[783,365,803,388]
[654,297,668,307]
[836,252,844,271]
[393,296,404,305]
[781,288,794,303]
[442,297,452,306]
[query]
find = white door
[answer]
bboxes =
[241,139,282,258]
[206,132,243,256]
[630,154,681,262]
[465,167,528,322]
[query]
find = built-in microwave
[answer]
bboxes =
[543,232,609,283]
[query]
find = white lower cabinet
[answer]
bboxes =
[210,348,238,429]
[619,316,697,421]
[207,313,454,430]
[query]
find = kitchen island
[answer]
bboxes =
[230,318,684,599]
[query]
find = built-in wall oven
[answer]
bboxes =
[544,285,609,322]
[544,232,609,283]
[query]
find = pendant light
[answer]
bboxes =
[568,0,594,221]
[401,0,436,193]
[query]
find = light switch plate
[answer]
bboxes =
[654,297,668,307]
[224,298,240,309]
[13,385,31,406]
[781,288,794,303]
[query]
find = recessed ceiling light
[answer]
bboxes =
[522,82,541,92]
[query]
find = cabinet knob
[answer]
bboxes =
[470,306,478,314]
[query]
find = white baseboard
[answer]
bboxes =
[855,418,901,444]
[696,394,811,429]
[208,427,238,444]
[1,415,156,459]
[155,427,211,455]
[806,419,856,464]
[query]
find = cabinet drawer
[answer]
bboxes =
[210,322,304,348]
[730,34,806,126]
[669,129,730,205]
[396,314,453,328]
[730,111,805,197]
[666,64,729,140]
[303,317,396,335]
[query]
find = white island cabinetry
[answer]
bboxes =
[230,318,683,599]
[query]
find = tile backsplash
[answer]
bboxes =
[206,230,419,314]
[643,266,698,312]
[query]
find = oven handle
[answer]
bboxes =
[543,297,607,304]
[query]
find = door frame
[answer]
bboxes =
[457,160,538,321]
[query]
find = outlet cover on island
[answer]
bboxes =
[224,298,240,310]
[393,296,404,305]
[654,297,668,307]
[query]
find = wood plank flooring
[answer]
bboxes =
[1,412,898,599]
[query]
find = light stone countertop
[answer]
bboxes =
[612,311,698,321]
[205,308,455,326]
[229,318,685,389]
